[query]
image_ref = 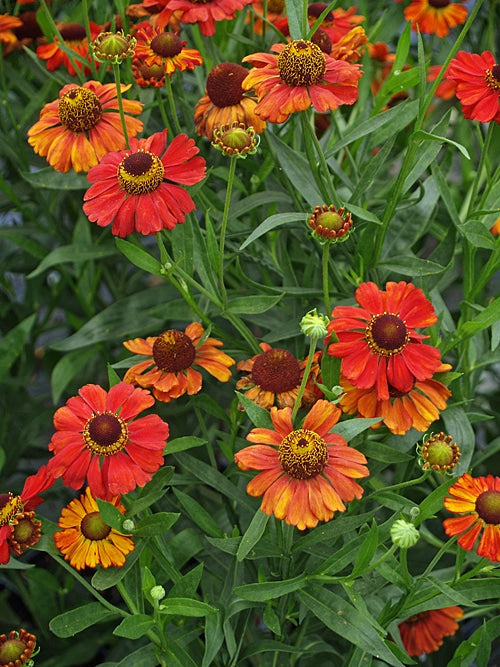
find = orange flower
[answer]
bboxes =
[235,400,369,530]
[307,4,365,43]
[443,473,500,562]
[249,0,285,34]
[398,607,463,656]
[236,343,322,410]
[141,0,252,35]
[326,282,442,402]
[447,51,500,123]
[36,22,102,76]
[123,322,235,402]
[27,81,143,173]
[329,26,368,64]
[194,62,266,140]
[339,363,451,435]
[0,13,22,48]
[54,487,134,571]
[242,40,361,124]
[490,217,500,236]
[427,64,457,100]
[133,20,202,76]
[404,0,467,38]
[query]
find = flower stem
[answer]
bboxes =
[291,336,317,424]
[300,112,332,204]
[164,75,182,135]
[112,62,129,149]
[322,243,331,313]
[218,156,238,309]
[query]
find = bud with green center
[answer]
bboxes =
[150,585,166,601]
[390,519,420,549]
[418,432,461,473]
[92,31,137,63]
[308,204,354,244]
[0,629,37,667]
[212,122,260,158]
[122,519,135,532]
[300,308,329,339]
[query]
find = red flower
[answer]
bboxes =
[36,22,102,76]
[326,282,441,401]
[47,382,169,500]
[83,130,206,237]
[140,0,252,35]
[404,0,467,38]
[133,21,203,76]
[447,51,500,123]
[398,607,463,656]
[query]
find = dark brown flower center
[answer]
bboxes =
[150,32,183,58]
[365,313,409,357]
[80,511,112,540]
[0,492,23,525]
[58,87,102,133]
[8,511,42,556]
[152,330,196,372]
[308,2,333,22]
[475,490,500,525]
[206,62,248,107]
[267,0,285,13]
[421,432,460,472]
[311,28,332,54]
[406,611,429,624]
[117,150,165,195]
[251,348,301,393]
[279,428,328,479]
[428,0,450,7]
[485,65,500,90]
[59,22,87,41]
[278,40,326,87]
[83,412,129,456]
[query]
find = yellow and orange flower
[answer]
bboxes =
[140,0,252,35]
[307,3,365,43]
[404,0,468,38]
[236,342,322,410]
[36,21,102,76]
[194,62,266,140]
[235,400,369,530]
[0,13,22,49]
[339,363,452,436]
[133,20,202,76]
[242,40,361,124]
[443,473,500,562]
[54,487,134,571]
[27,81,143,173]
[398,607,463,656]
[123,322,235,402]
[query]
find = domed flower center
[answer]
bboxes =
[118,150,165,195]
[152,330,196,372]
[485,65,500,90]
[279,428,328,479]
[365,313,409,357]
[268,0,285,12]
[58,87,102,133]
[60,23,87,41]
[278,40,326,87]
[80,511,112,541]
[428,0,450,7]
[475,490,500,525]
[83,412,129,456]
[406,611,429,625]
[12,513,39,545]
[308,2,334,23]
[206,62,248,107]
[311,28,332,55]
[421,432,460,471]
[251,348,301,393]
[150,32,183,58]
[0,492,23,525]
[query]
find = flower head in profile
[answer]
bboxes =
[92,30,137,64]
[398,607,463,656]
[236,342,322,410]
[123,322,235,402]
[36,22,102,75]
[83,129,206,237]
[306,4,365,43]
[235,400,369,530]
[133,21,202,76]
[443,473,500,562]
[404,0,467,37]
[327,282,442,402]
[308,204,354,243]
[0,466,54,565]
[0,628,37,667]
[339,362,452,435]
[54,487,134,570]
[47,382,169,500]
[194,62,266,141]
[390,519,420,549]
[27,81,143,173]
[242,40,361,124]
[446,51,500,123]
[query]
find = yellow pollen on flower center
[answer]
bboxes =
[365,313,409,357]
[485,65,500,90]
[0,493,23,525]
[57,87,103,133]
[277,40,326,87]
[279,428,328,480]
[152,330,196,372]
[82,412,129,456]
[117,150,165,195]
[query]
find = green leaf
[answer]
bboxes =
[28,243,117,278]
[285,0,304,39]
[115,238,163,277]
[414,478,451,526]
[236,510,270,562]
[95,499,127,533]
[424,575,478,608]
[413,130,470,160]
[349,520,379,578]
[227,294,284,314]
[0,314,36,380]
[113,614,155,639]
[51,348,98,403]
[459,296,500,339]
[127,467,174,515]
[334,418,382,441]
[403,112,452,193]
[114,644,158,667]
[134,512,180,537]
[20,166,89,190]
[49,602,120,637]
[202,611,224,667]
[236,391,273,428]
[173,489,225,538]
[378,255,446,276]
[234,573,307,601]
[239,212,305,250]
[160,597,217,617]
[92,543,144,591]
[442,405,475,475]
[343,204,382,225]
[165,436,206,455]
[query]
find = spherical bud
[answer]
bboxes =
[150,585,166,601]
[390,519,420,549]
[419,432,460,473]
[300,308,329,339]
[308,205,354,244]
[92,31,136,63]
[212,122,260,158]
[122,519,135,532]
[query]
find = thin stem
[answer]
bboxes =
[164,75,182,134]
[322,243,331,313]
[218,156,238,309]
[300,112,332,203]
[291,336,317,424]
[156,89,173,134]
[112,62,129,148]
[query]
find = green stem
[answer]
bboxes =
[218,156,238,309]
[300,112,332,204]
[322,243,331,313]
[466,121,495,219]
[399,548,413,589]
[367,471,430,498]
[116,580,163,649]
[291,336,317,424]
[164,75,182,134]
[112,62,129,148]
[156,89,173,135]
